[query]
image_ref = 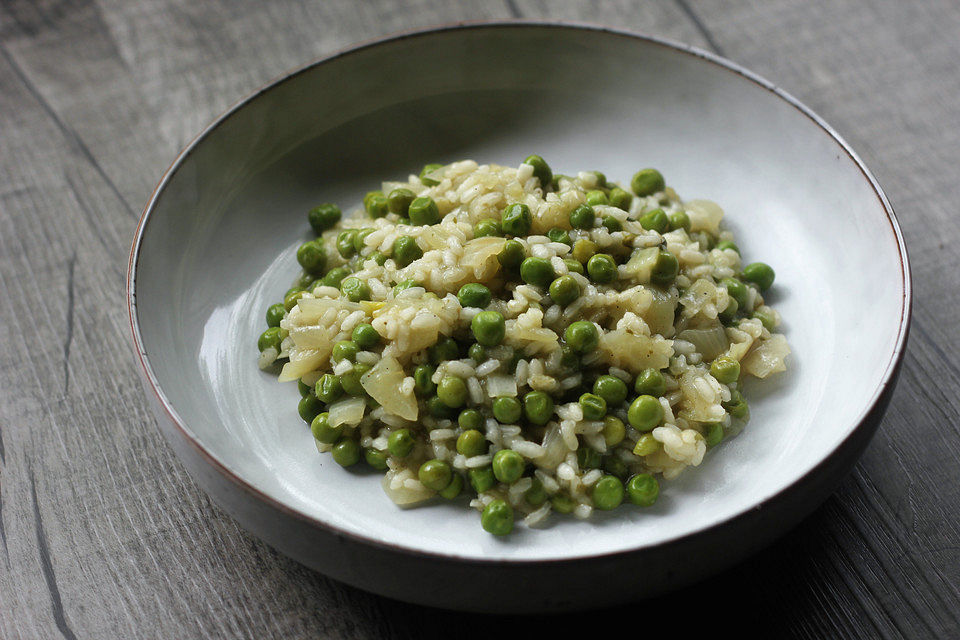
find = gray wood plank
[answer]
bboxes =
[0,0,958,638]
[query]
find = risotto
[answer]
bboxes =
[255,157,790,535]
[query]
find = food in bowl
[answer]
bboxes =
[255,156,789,535]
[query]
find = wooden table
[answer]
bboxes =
[1,1,957,637]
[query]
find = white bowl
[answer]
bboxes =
[128,22,910,612]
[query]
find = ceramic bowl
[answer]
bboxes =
[128,22,910,612]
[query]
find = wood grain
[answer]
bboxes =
[1,0,957,638]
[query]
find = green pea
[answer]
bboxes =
[393,278,421,296]
[522,154,552,187]
[501,203,532,236]
[388,428,415,457]
[409,196,441,226]
[716,240,740,254]
[351,323,380,349]
[438,473,463,499]
[413,364,437,396]
[603,455,629,480]
[650,250,679,286]
[471,310,506,346]
[577,447,602,470]
[364,448,389,470]
[331,439,361,467]
[469,466,496,493]
[520,256,555,287]
[710,356,741,384]
[608,187,633,211]
[468,343,486,363]
[340,277,371,302]
[592,475,624,510]
[492,397,522,424]
[265,303,285,328]
[564,321,599,353]
[602,216,623,232]
[551,493,575,514]
[387,188,416,215]
[720,277,749,310]
[474,218,502,238]
[481,499,514,535]
[563,258,584,275]
[315,373,342,404]
[297,394,323,423]
[340,363,371,396]
[593,375,628,406]
[258,327,283,352]
[283,289,306,312]
[297,240,327,276]
[419,163,443,186]
[296,269,317,290]
[548,275,580,306]
[585,190,608,206]
[753,309,777,331]
[456,429,487,457]
[458,283,492,309]
[310,412,342,444]
[337,230,358,258]
[631,168,665,196]
[719,297,739,324]
[437,376,468,408]
[590,170,607,187]
[703,422,725,448]
[308,203,341,234]
[353,228,374,254]
[547,227,572,245]
[364,191,389,218]
[628,395,663,432]
[586,253,617,284]
[368,251,387,266]
[497,239,526,271]
[579,393,607,421]
[634,368,666,397]
[602,416,626,447]
[626,473,659,506]
[525,478,547,507]
[568,203,595,229]
[298,379,313,397]
[668,210,691,232]
[418,459,453,491]
[322,266,351,288]
[492,449,524,483]
[724,389,750,420]
[332,340,359,363]
[523,391,554,426]
[632,433,661,456]
[427,395,455,419]
[571,238,598,264]
[429,336,459,363]
[639,208,669,234]
[392,235,422,267]
[742,262,775,291]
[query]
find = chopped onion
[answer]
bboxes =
[328,397,366,427]
[360,356,418,420]
[678,325,729,361]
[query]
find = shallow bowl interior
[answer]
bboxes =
[132,25,907,562]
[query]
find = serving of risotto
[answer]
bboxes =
[255,156,790,535]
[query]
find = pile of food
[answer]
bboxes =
[256,156,789,535]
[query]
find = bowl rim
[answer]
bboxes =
[127,20,912,566]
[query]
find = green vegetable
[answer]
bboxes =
[501,203,532,236]
[427,395,455,419]
[650,250,679,285]
[523,391,554,426]
[569,204,595,229]
[578,393,607,421]
[571,238,598,263]
[578,447,602,469]
[297,394,323,424]
[742,262,775,291]
[586,253,617,284]
[419,163,443,186]
[353,228,374,253]
[340,276,371,302]
[522,154,552,187]
[585,190,608,206]
[703,422,724,448]
[564,321,599,353]
[331,340,359,363]
[458,408,484,431]
[481,499,514,535]
[634,368,666,397]
[337,230,358,258]
[525,478,547,507]
[332,439,361,467]
[458,283,492,308]
[631,168,665,196]
[457,429,487,457]
[474,219,502,238]
[413,364,436,395]
[438,376,468,408]
[548,275,580,306]
[592,475,624,510]
[602,216,623,232]
[520,257,555,287]
[393,279,421,296]
[340,363,371,396]
[419,459,453,491]
[639,209,669,234]
[551,493,575,514]
[265,303,285,328]
[429,336,459,363]
[563,258,584,274]
[493,397,522,424]
[720,277,749,310]
[626,473,659,506]
[297,379,313,397]
[724,389,750,420]
[295,241,327,276]
[364,448,389,470]
[468,343,486,363]
[719,297,739,324]
[710,356,741,384]
[351,323,380,349]
[471,310,506,346]
[311,413,342,444]
[602,416,626,447]
[283,289,306,312]
[497,239,525,270]
[408,196,440,226]
[547,227,572,245]
[364,191,389,218]
[753,309,777,331]
[668,210,691,232]
[593,375,628,406]
[716,240,739,254]
[392,235,423,267]
[387,187,416,215]
[258,327,283,352]
[632,433,660,456]
[322,266,351,288]
[469,466,496,493]
[315,373,342,404]
[492,449,524,483]
[388,428,415,457]
[608,187,633,211]
[438,474,463,499]
[308,203,341,234]
[628,395,663,432]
